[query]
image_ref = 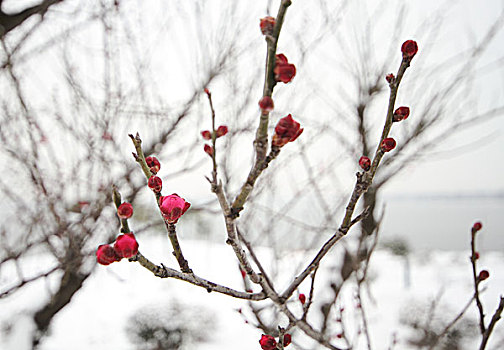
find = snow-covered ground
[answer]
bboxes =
[1,236,503,350]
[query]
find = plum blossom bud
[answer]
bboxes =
[148,176,162,193]
[260,16,276,36]
[274,54,296,84]
[472,221,482,233]
[216,125,228,138]
[204,144,214,157]
[145,156,161,174]
[114,233,139,258]
[283,334,292,347]
[259,335,277,350]
[381,138,396,152]
[259,96,274,112]
[474,252,480,260]
[386,73,395,84]
[159,193,191,224]
[359,156,371,171]
[204,88,210,96]
[201,130,212,140]
[272,114,303,147]
[401,40,418,59]
[96,244,121,265]
[299,293,306,305]
[478,270,490,281]
[393,106,410,122]
[117,202,133,219]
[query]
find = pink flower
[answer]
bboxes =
[216,125,228,138]
[117,202,133,219]
[145,156,161,174]
[272,114,303,147]
[204,144,214,157]
[159,193,191,223]
[148,176,163,193]
[201,130,212,140]
[299,293,306,305]
[359,156,371,171]
[401,40,418,59]
[283,334,292,347]
[274,54,296,84]
[260,16,276,36]
[381,138,396,152]
[259,96,274,112]
[393,106,410,122]
[478,270,490,281]
[96,244,121,265]
[259,335,277,350]
[114,233,139,258]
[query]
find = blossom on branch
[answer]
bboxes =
[381,138,396,152]
[260,16,276,36]
[359,156,371,171]
[117,202,133,219]
[148,176,163,193]
[204,144,214,157]
[393,106,410,122]
[159,193,191,224]
[259,335,277,350]
[274,54,296,84]
[216,125,228,138]
[96,244,121,265]
[478,270,490,282]
[145,156,161,174]
[201,130,212,140]
[272,114,303,147]
[401,40,418,60]
[114,233,139,258]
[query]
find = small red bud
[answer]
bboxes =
[113,233,139,258]
[299,293,306,305]
[401,40,418,60]
[386,73,395,84]
[283,334,292,347]
[478,270,490,281]
[259,96,274,112]
[216,125,228,138]
[472,221,483,233]
[259,335,277,350]
[204,144,214,157]
[96,244,121,265]
[272,114,303,147]
[204,88,210,95]
[260,16,276,36]
[117,202,133,219]
[246,289,253,293]
[393,106,410,122]
[159,194,191,224]
[145,156,161,174]
[359,156,371,171]
[201,130,212,140]
[148,176,162,193]
[336,333,343,339]
[381,138,396,152]
[474,251,480,260]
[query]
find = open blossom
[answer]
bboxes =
[401,40,418,59]
[117,202,133,219]
[381,138,396,152]
[148,176,162,193]
[272,114,303,147]
[260,16,275,35]
[159,193,191,223]
[259,335,277,350]
[259,96,274,112]
[96,244,121,265]
[145,156,161,174]
[114,233,139,258]
[274,54,296,84]
[393,106,410,122]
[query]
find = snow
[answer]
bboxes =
[1,237,503,350]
